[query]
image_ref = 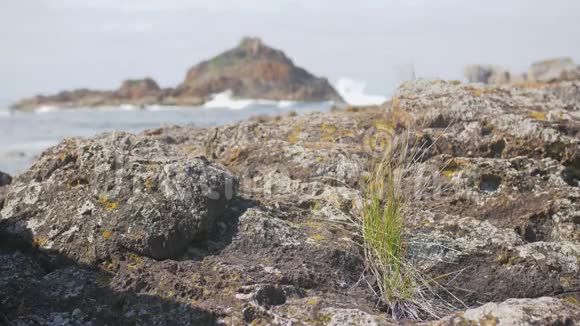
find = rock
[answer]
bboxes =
[0,132,237,263]
[175,37,344,103]
[2,77,580,324]
[464,65,513,84]
[11,37,343,110]
[116,77,162,100]
[529,57,579,82]
[0,171,11,187]
[430,297,580,325]
[465,57,580,85]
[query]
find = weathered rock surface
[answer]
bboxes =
[430,297,580,325]
[0,132,236,262]
[2,79,579,324]
[12,37,343,111]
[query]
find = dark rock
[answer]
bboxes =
[0,171,11,187]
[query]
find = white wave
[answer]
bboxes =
[35,105,60,113]
[119,104,139,111]
[203,90,258,110]
[277,100,296,108]
[335,77,387,106]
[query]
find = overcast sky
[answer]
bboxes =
[1,0,579,101]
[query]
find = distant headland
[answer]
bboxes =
[12,37,344,111]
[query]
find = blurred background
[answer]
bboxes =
[1,0,579,173]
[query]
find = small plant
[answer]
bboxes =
[357,131,462,320]
[361,134,416,318]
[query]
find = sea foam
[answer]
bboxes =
[335,77,387,106]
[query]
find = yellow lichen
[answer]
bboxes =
[129,233,144,240]
[287,125,301,144]
[97,194,108,203]
[311,313,332,325]
[306,297,320,305]
[33,236,48,247]
[515,81,547,89]
[309,233,326,241]
[565,296,579,305]
[144,176,153,190]
[102,230,111,238]
[98,194,119,210]
[527,111,547,120]
[311,200,320,211]
[106,201,118,210]
[320,122,337,142]
[441,158,467,177]
[479,313,499,326]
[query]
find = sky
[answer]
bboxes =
[1,0,579,102]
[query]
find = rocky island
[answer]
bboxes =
[11,37,344,111]
[1,75,579,324]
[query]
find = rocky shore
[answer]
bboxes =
[11,38,343,111]
[1,78,579,324]
[465,57,580,85]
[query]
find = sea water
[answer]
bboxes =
[0,101,335,175]
[0,79,386,175]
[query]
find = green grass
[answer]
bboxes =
[362,158,412,301]
[360,138,418,319]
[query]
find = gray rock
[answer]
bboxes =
[464,65,512,84]
[429,297,580,325]
[0,131,237,263]
[529,57,578,82]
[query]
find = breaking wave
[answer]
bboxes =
[203,90,300,110]
[335,77,387,106]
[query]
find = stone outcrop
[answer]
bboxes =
[464,57,580,85]
[174,37,344,103]
[11,38,343,111]
[2,79,579,324]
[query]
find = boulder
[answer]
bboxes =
[0,132,236,263]
[0,171,11,187]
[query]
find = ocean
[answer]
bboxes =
[0,78,387,175]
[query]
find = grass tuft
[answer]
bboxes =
[361,134,416,318]
[357,130,463,321]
